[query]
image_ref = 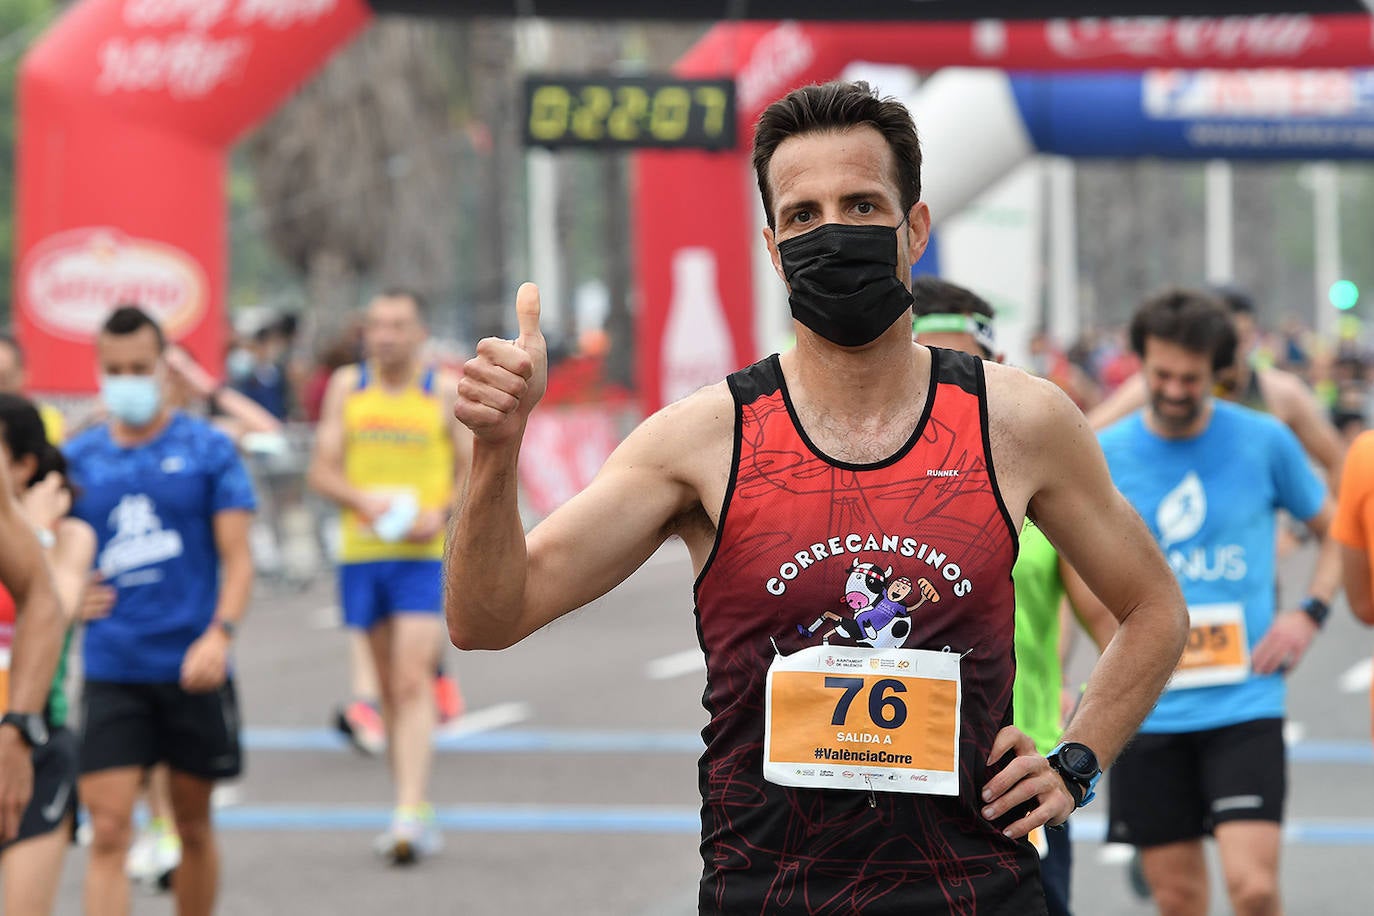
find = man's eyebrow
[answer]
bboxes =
[776,197,818,216]
[838,189,887,205]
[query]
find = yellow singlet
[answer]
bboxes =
[340,363,454,563]
[39,402,65,445]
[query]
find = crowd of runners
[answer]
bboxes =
[0,80,1370,916]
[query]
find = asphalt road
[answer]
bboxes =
[45,543,1374,915]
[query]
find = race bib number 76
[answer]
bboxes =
[763,645,962,796]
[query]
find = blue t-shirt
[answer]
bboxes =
[1099,401,1325,733]
[64,413,256,683]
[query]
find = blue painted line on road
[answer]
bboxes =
[243,728,1371,763]
[209,805,1374,844]
[1071,814,1374,846]
[1287,740,1373,765]
[215,805,699,833]
[243,728,706,753]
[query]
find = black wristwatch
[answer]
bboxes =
[1047,741,1100,808]
[0,712,49,749]
[1299,597,1330,629]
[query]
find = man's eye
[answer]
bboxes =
[856,202,874,215]
[794,211,812,224]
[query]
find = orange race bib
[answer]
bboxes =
[0,647,10,711]
[1170,603,1249,690]
[763,645,961,796]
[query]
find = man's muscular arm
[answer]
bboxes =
[445,283,714,650]
[1023,382,1188,763]
[980,370,1187,838]
[0,460,65,840]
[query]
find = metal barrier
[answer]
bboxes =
[242,423,334,590]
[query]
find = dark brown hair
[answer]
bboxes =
[102,304,166,352]
[1129,288,1238,373]
[0,392,74,498]
[752,80,922,230]
[912,276,995,321]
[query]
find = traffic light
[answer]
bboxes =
[1329,279,1360,311]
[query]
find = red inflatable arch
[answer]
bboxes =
[14,6,1374,397]
[16,0,373,393]
[632,16,1374,412]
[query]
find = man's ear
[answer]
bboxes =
[763,226,787,286]
[905,201,932,264]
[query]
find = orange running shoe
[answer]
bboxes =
[433,673,464,724]
[335,699,385,756]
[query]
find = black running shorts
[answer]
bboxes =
[1107,717,1285,848]
[80,680,242,781]
[0,726,78,850]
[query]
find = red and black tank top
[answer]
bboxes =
[693,348,1044,915]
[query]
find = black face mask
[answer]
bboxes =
[777,221,914,348]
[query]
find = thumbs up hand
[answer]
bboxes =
[455,282,549,445]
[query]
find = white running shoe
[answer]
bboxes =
[373,806,443,866]
[127,820,181,890]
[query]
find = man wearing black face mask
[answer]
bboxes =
[447,80,1188,914]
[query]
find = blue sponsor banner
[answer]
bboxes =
[1011,69,1374,159]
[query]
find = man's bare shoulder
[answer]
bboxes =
[625,380,734,463]
[984,362,1094,515]
[327,363,361,392]
[983,361,1080,431]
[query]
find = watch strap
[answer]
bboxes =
[1299,596,1330,628]
[1048,742,1100,809]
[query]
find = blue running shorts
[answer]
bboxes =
[339,560,444,630]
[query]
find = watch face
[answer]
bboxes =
[3,714,46,747]
[1060,744,1097,777]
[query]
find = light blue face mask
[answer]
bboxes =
[100,374,162,427]
[225,348,254,380]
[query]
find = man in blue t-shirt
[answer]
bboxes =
[64,306,255,916]
[1093,289,1334,915]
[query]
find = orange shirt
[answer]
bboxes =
[1331,429,1374,739]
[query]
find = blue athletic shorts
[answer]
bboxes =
[339,560,444,629]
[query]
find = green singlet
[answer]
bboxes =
[46,629,73,728]
[1011,521,1065,756]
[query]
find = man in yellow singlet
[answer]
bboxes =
[308,289,472,864]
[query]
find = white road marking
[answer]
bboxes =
[212,784,243,809]
[435,701,532,738]
[645,649,705,681]
[1284,720,1306,744]
[1339,658,1373,694]
[307,604,342,629]
[1098,842,1135,865]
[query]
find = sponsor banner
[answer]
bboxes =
[1011,69,1374,158]
[373,3,1369,22]
[636,17,1374,412]
[517,407,633,519]
[15,0,372,392]
[22,227,208,343]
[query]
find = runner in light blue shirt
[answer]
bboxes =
[1090,288,1335,916]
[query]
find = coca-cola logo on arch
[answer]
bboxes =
[22,227,207,341]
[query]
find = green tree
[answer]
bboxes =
[0,0,56,325]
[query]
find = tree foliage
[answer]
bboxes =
[0,0,55,323]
